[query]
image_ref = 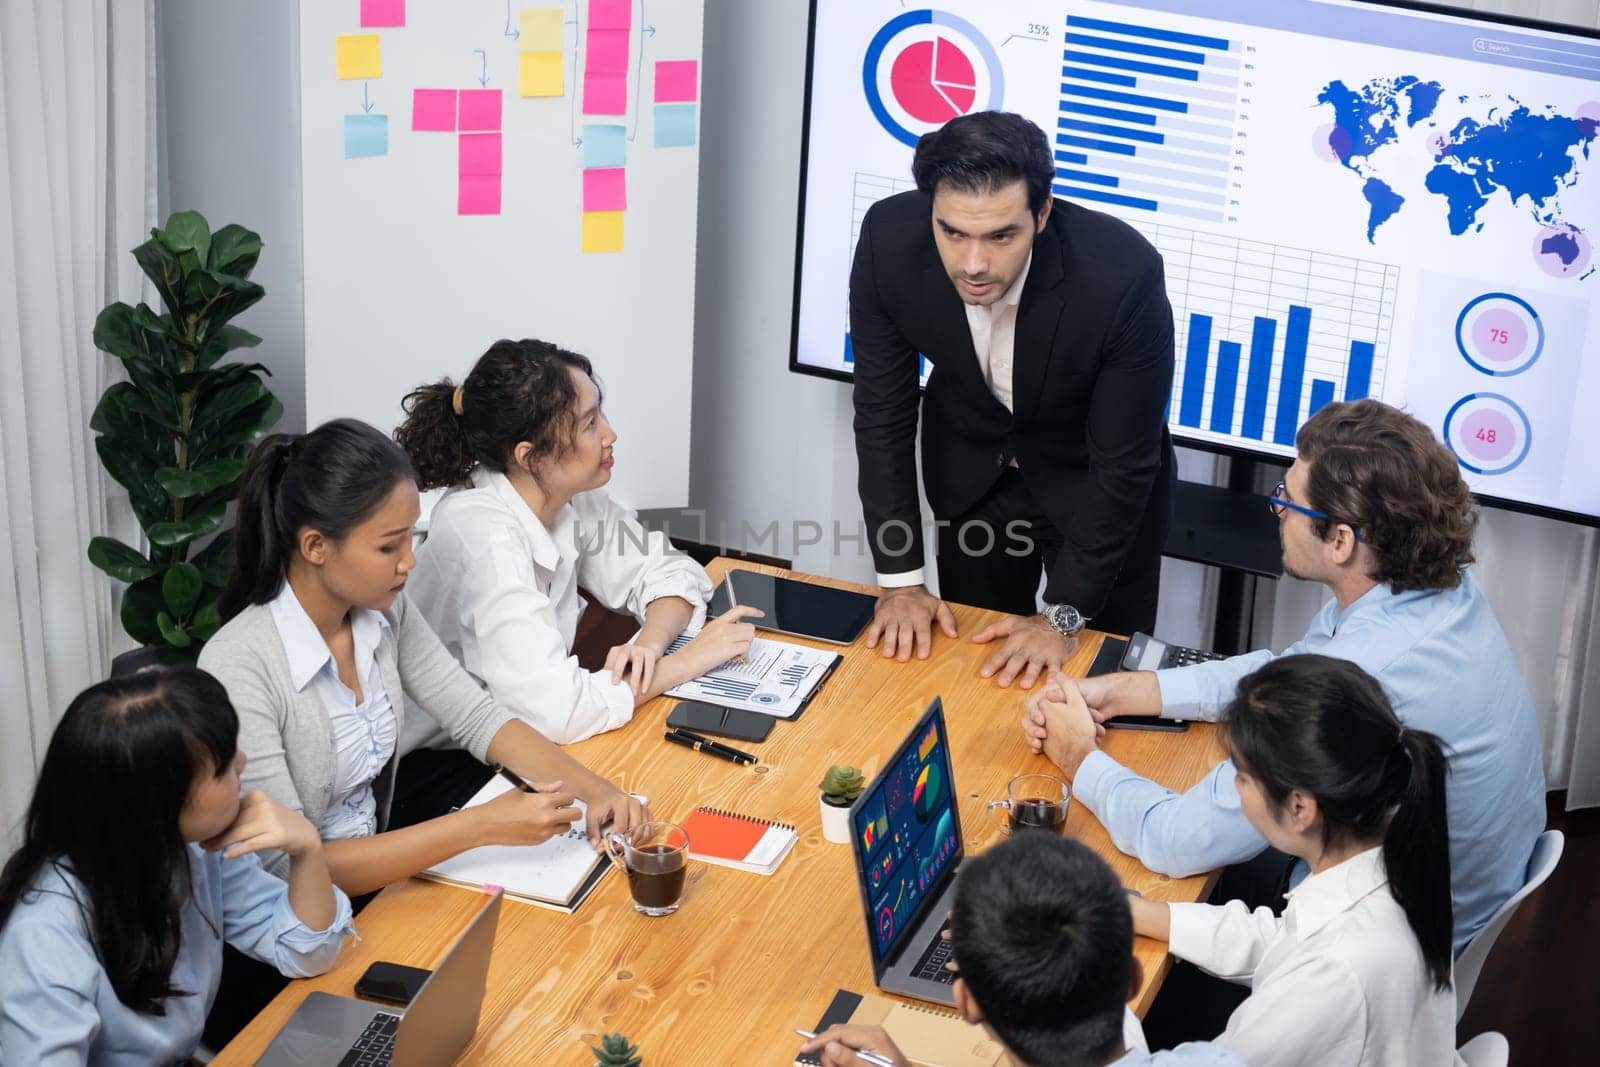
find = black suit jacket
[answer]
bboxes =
[850,190,1175,617]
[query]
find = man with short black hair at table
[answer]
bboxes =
[1022,398,1546,1044]
[798,834,1241,1067]
[850,110,1176,688]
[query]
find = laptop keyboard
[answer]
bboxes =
[910,922,957,985]
[337,1011,401,1067]
[1158,645,1228,669]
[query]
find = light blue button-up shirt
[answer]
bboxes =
[0,844,352,1065]
[1073,571,1545,951]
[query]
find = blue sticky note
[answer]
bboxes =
[653,103,696,148]
[344,114,388,158]
[582,123,626,169]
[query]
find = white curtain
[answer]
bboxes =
[0,0,156,847]
[1262,0,1600,809]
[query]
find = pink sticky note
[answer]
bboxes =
[654,60,698,103]
[459,89,502,131]
[459,133,503,176]
[588,0,632,30]
[413,89,457,131]
[583,72,627,115]
[361,0,405,27]
[586,29,630,74]
[582,167,627,211]
[459,175,502,215]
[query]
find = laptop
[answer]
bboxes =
[256,888,503,1067]
[847,698,965,1006]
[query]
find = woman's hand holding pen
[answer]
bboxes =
[677,605,763,674]
[472,780,581,847]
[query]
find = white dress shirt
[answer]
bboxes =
[877,254,1032,589]
[405,467,712,746]
[1168,847,1461,1067]
[268,584,396,840]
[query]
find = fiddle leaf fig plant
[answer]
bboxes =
[87,210,282,662]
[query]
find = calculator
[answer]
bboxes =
[1120,631,1229,671]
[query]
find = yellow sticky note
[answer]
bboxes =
[335,34,382,80]
[581,211,624,253]
[520,51,564,97]
[520,8,564,53]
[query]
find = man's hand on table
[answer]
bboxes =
[866,585,958,661]
[1020,672,1103,778]
[1076,670,1164,723]
[971,613,1077,689]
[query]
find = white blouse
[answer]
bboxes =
[1168,847,1461,1067]
[404,467,712,746]
[268,584,397,840]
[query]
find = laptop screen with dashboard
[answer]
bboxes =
[849,698,964,971]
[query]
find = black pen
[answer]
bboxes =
[663,729,757,766]
[491,762,538,793]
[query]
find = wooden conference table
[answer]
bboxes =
[218,560,1222,1065]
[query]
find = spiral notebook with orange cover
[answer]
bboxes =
[794,989,1004,1067]
[680,806,798,875]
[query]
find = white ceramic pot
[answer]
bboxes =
[819,795,853,843]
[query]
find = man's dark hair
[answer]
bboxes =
[950,835,1131,1067]
[911,111,1056,217]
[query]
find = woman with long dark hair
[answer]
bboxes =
[393,338,758,750]
[0,669,349,1064]
[1107,654,1456,1064]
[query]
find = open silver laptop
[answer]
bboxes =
[847,698,965,1006]
[256,888,502,1067]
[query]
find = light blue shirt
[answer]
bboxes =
[270,584,397,841]
[0,844,353,1066]
[1113,1045,1245,1065]
[1073,571,1545,951]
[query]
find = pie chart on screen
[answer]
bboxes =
[863,10,1005,147]
[890,37,977,123]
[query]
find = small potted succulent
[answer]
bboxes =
[819,765,865,844]
[591,1032,642,1067]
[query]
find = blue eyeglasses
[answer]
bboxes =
[1267,481,1367,543]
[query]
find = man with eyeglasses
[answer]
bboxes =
[1019,398,1544,1042]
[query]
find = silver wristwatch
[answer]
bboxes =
[1043,603,1087,637]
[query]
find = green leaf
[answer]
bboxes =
[120,574,167,646]
[155,458,246,499]
[87,537,158,583]
[193,393,282,459]
[91,383,169,453]
[194,324,263,371]
[182,271,266,331]
[192,529,235,588]
[92,303,147,363]
[95,436,171,531]
[156,610,193,648]
[207,224,263,278]
[132,236,184,318]
[162,562,203,616]
[190,600,222,642]
[146,497,229,547]
[159,211,212,270]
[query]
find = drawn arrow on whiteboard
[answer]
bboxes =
[626,3,652,141]
[503,0,519,39]
[474,48,488,86]
[567,15,581,145]
[362,82,373,113]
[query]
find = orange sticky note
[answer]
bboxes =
[336,34,382,80]
[581,210,624,253]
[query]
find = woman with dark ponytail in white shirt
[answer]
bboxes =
[394,338,759,766]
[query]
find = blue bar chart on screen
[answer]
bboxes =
[793,0,1600,524]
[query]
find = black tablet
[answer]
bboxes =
[707,570,875,645]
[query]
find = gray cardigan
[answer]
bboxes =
[198,592,515,877]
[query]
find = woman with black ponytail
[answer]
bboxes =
[1114,654,1458,1065]
[393,338,758,750]
[198,418,647,1045]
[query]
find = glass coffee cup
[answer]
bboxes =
[604,820,690,916]
[986,773,1071,836]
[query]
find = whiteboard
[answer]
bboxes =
[299,0,704,507]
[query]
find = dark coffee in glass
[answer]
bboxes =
[625,845,687,909]
[1007,798,1068,835]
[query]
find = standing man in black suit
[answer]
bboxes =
[852,111,1175,688]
